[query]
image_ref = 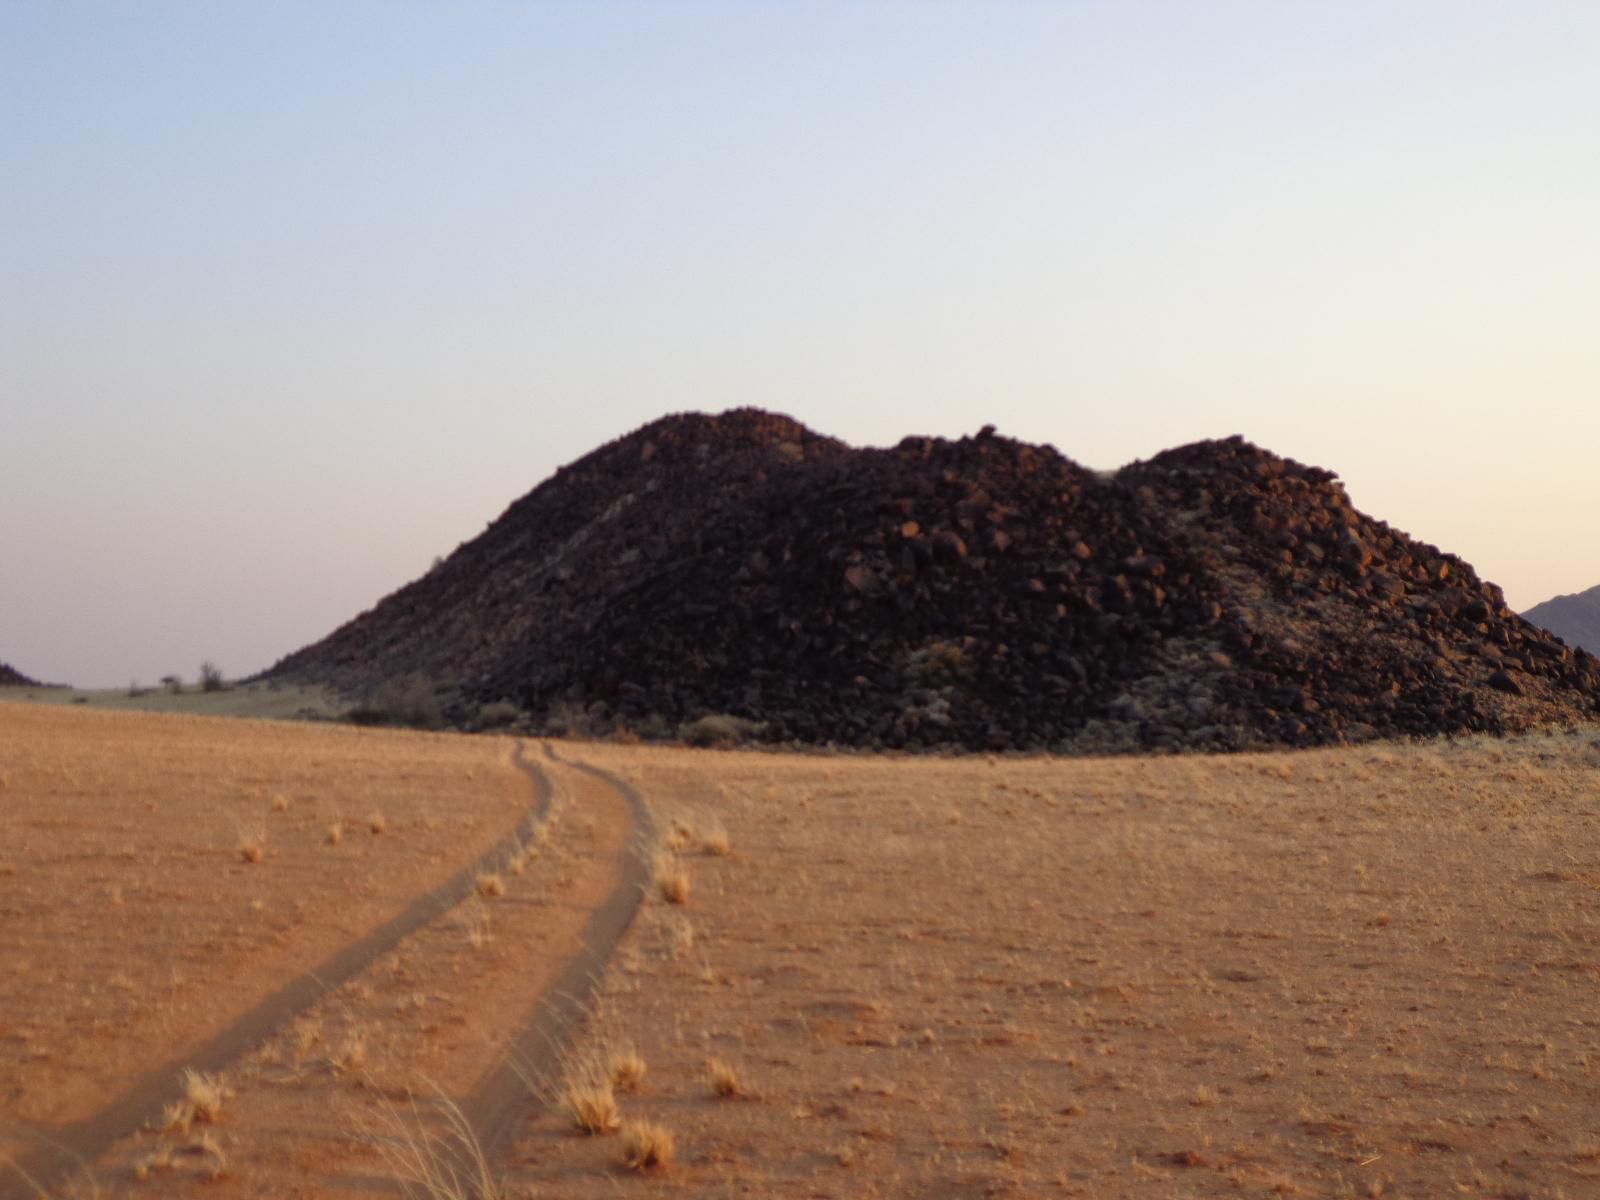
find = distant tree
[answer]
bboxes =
[199,661,225,692]
[161,674,183,694]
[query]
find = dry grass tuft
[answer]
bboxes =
[659,872,689,905]
[134,1145,174,1180]
[707,1058,743,1098]
[367,1085,507,1200]
[188,1130,228,1181]
[654,854,690,904]
[563,1075,621,1135]
[462,900,492,949]
[620,1120,674,1171]
[702,821,731,857]
[368,810,387,834]
[326,821,343,846]
[610,1048,647,1093]
[330,1034,367,1076]
[237,834,264,864]
[182,1068,227,1123]
[475,872,506,898]
[665,820,692,852]
[270,793,290,813]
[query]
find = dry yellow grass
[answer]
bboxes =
[706,1058,742,1098]
[181,1068,226,1123]
[562,1079,621,1135]
[701,820,731,857]
[609,1048,647,1093]
[475,872,506,898]
[653,853,690,905]
[619,1120,673,1170]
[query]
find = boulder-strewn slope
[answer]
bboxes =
[1524,585,1600,657]
[267,410,1600,751]
[0,661,41,687]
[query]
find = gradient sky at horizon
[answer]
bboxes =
[4,1,1598,687]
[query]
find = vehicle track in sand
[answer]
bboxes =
[3,742,653,1200]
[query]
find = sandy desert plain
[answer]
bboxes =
[3,698,1600,1199]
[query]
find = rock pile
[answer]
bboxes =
[266,410,1599,751]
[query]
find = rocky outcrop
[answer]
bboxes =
[1524,585,1600,656]
[266,410,1600,751]
[0,661,41,687]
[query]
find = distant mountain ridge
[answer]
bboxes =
[267,408,1600,752]
[1523,585,1600,656]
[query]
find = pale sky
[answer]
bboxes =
[4,1,1598,687]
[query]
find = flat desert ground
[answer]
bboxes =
[3,700,1600,1199]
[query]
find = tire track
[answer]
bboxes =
[463,745,655,1164]
[2,741,555,1200]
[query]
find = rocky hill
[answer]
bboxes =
[0,661,41,687]
[266,410,1600,752]
[1523,585,1600,656]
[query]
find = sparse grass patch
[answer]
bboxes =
[369,810,387,834]
[270,793,290,813]
[330,1034,367,1076]
[659,870,689,905]
[182,1068,227,1122]
[475,872,506,898]
[562,1077,621,1134]
[367,1085,506,1200]
[654,853,689,904]
[610,1047,647,1093]
[702,820,731,856]
[237,832,265,863]
[620,1120,673,1170]
[461,899,492,949]
[707,1058,743,1098]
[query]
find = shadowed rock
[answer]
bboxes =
[266,410,1600,752]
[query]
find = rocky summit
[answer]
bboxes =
[267,409,1600,751]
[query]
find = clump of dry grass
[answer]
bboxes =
[134,1145,174,1180]
[270,793,290,813]
[475,873,506,898]
[181,1068,227,1124]
[702,820,731,857]
[330,1034,367,1076]
[368,811,387,834]
[610,1048,647,1093]
[326,821,343,846]
[368,1085,506,1200]
[188,1130,228,1181]
[462,900,492,949]
[654,853,689,905]
[620,1120,673,1170]
[707,1058,743,1098]
[563,1076,621,1134]
[665,820,693,852]
[237,833,265,864]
